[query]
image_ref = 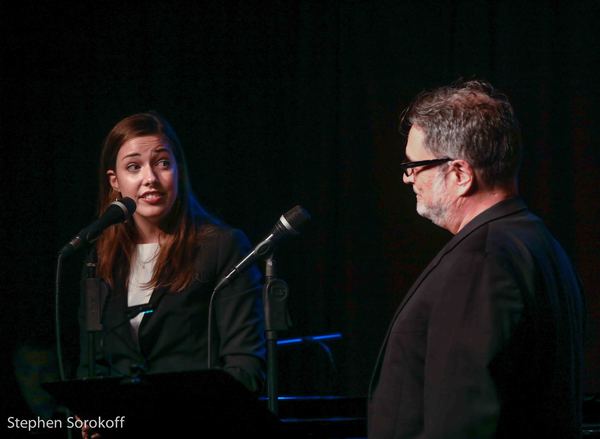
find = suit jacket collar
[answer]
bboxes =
[396,196,526,315]
[368,196,527,398]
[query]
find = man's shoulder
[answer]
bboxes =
[470,208,572,278]
[450,206,548,261]
[484,208,549,250]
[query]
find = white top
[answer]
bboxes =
[127,243,160,341]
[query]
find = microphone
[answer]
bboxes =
[214,205,311,292]
[60,197,137,257]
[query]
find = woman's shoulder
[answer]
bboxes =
[196,223,252,249]
[199,223,246,238]
[193,224,255,272]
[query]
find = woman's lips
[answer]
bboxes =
[139,192,164,203]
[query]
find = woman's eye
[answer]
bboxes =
[157,159,171,168]
[126,163,141,171]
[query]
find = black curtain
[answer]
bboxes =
[3,0,600,417]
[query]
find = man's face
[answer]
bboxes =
[403,126,453,228]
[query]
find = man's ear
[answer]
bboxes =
[449,160,475,196]
[107,170,120,192]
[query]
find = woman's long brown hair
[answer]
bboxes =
[95,112,220,292]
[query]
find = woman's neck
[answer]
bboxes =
[134,219,162,244]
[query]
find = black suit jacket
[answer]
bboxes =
[368,198,585,438]
[77,226,266,393]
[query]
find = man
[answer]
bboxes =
[368,79,585,438]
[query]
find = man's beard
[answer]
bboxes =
[416,170,453,228]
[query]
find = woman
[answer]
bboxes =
[77,112,266,395]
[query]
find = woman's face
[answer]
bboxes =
[107,136,179,237]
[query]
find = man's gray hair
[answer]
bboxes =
[404,79,522,186]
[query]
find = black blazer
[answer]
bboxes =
[368,198,585,438]
[77,226,266,393]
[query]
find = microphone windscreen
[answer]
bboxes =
[119,197,137,218]
[283,205,311,232]
[96,197,137,232]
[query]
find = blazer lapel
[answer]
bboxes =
[368,245,449,398]
[137,285,169,337]
[101,282,140,359]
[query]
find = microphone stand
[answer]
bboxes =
[263,255,292,416]
[83,259,108,378]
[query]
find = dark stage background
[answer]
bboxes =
[2,0,600,423]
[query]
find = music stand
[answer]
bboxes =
[42,369,280,437]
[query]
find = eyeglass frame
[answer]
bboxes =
[399,157,453,177]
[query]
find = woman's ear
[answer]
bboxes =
[107,170,120,192]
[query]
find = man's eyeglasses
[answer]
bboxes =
[399,158,452,177]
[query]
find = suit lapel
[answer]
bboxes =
[137,285,169,337]
[101,281,139,357]
[367,243,450,398]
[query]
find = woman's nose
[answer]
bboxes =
[143,166,158,184]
